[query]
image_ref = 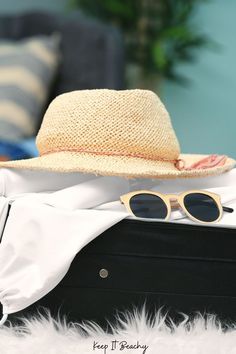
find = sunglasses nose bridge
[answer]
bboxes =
[167,194,178,200]
[166,195,182,210]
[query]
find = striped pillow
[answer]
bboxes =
[0,35,60,140]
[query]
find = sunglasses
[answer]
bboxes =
[120,190,234,224]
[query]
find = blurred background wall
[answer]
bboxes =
[0,0,235,157]
[0,0,67,13]
[162,0,236,158]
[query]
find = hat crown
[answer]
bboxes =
[36,89,180,161]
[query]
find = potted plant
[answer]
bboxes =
[69,0,209,90]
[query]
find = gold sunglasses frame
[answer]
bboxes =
[120,190,223,224]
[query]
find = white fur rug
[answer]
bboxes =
[0,309,236,354]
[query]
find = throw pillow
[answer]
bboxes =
[0,34,60,140]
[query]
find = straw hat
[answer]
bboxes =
[0,89,234,178]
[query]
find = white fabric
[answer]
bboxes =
[0,168,236,318]
[0,168,96,196]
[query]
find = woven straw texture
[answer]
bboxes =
[0,89,234,178]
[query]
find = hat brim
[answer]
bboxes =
[0,151,235,179]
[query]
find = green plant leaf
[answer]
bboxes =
[152,42,167,70]
[162,26,195,41]
[68,0,212,83]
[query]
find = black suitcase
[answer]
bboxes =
[11,219,236,327]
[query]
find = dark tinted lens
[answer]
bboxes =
[184,193,220,222]
[130,193,168,219]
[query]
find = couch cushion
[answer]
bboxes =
[0,34,60,140]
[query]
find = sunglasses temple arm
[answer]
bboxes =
[223,206,234,213]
